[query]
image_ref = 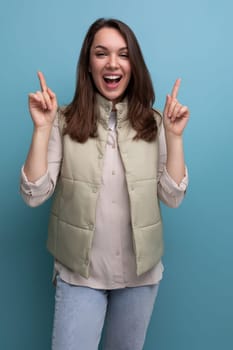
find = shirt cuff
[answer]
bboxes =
[159,166,188,195]
[20,166,51,197]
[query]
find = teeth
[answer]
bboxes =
[104,75,121,80]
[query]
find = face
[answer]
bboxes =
[89,27,131,107]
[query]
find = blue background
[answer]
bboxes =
[0,0,232,349]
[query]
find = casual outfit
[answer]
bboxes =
[20,94,188,349]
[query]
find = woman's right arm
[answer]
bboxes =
[20,72,60,207]
[24,72,58,182]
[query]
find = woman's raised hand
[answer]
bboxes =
[163,79,190,137]
[28,71,58,129]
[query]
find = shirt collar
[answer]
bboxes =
[95,93,128,129]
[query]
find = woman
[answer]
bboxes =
[21,18,189,350]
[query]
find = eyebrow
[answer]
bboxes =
[94,45,128,51]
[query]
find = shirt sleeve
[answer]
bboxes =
[157,121,189,208]
[20,112,63,207]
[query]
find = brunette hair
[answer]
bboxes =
[64,18,157,142]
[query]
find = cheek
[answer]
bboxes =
[89,57,97,73]
[125,68,132,83]
[90,62,102,79]
[124,63,131,78]
[92,73,102,88]
[90,70,103,92]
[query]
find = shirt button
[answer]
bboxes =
[112,170,116,175]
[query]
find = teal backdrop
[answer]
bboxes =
[0,0,232,349]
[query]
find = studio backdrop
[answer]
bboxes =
[0,0,232,349]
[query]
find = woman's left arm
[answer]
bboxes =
[163,78,190,184]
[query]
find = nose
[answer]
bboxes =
[106,54,119,69]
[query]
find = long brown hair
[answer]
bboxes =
[64,18,157,142]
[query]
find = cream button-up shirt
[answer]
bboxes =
[21,111,188,289]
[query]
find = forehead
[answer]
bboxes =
[92,27,127,48]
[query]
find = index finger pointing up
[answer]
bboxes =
[37,71,48,92]
[171,78,181,99]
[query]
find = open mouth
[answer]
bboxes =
[103,75,122,84]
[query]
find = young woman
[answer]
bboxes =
[21,18,189,350]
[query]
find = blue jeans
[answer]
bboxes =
[52,276,159,350]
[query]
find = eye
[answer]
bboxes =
[119,52,129,59]
[95,52,107,57]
